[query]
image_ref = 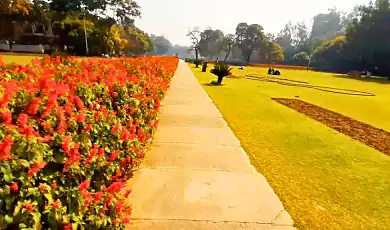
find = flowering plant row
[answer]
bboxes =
[0,56,178,229]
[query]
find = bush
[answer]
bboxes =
[0,56,178,229]
[193,59,203,68]
[210,62,232,84]
[184,58,193,63]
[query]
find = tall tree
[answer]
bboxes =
[186,27,201,59]
[150,34,172,55]
[235,23,265,63]
[199,29,224,59]
[344,0,390,75]
[311,7,345,41]
[222,34,235,61]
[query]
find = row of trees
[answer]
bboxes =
[187,23,285,64]
[187,0,390,76]
[0,0,158,56]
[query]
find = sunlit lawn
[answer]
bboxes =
[190,64,390,229]
[1,52,43,65]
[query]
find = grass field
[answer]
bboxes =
[0,52,43,65]
[190,64,390,229]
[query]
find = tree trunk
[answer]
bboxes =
[217,76,223,84]
[224,48,231,61]
[195,49,199,59]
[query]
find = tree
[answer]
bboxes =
[186,27,201,59]
[264,42,285,64]
[0,0,31,15]
[235,23,265,63]
[222,34,235,61]
[150,35,172,55]
[275,22,295,63]
[311,8,345,41]
[290,52,310,66]
[344,0,390,76]
[199,29,224,59]
[292,21,310,53]
[312,36,349,72]
[50,0,141,27]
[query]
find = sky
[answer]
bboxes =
[134,0,370,46]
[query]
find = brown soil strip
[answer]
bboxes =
[272,98,390,156]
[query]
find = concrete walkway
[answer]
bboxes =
[127,61,295,230]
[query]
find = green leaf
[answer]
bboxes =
[72,223,78,230]
[19,223,27,228]
[1,165,14,183]
[5,215,13,224]
[44,193,53,203]
[14,201,23,216]
[32,212,42,230]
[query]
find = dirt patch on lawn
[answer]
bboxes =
[272,98,390,156]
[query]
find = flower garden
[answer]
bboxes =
[0,56,178,229]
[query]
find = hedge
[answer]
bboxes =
[0,56,178,229]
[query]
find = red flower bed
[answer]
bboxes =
[0,56,178,229]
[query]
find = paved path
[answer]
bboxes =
[127,61,295,230]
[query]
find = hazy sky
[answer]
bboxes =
[134,0,370,46]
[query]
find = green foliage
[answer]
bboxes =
[210,62,232,84]
[235,23,265,63]
[151,35,172,55]
[184,58,194,63]
[290,52,310,66]
[193,59,203,68]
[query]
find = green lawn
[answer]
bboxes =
[190,64,390,230]
[1,53,43,65]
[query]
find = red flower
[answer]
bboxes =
[122,218,130,224]
[10,182,18,192]
[74,96,84,110]
[26,98,41,115]
[113,219,119,225]
[98,148,105,158]
[108,150,119,162]
[107,182,124,194]
[124,189,132,198]
[84,124,93,132]
[23,203,35,212]
[38,184,46,192]
[63,223,71,230]
[78,180,90,193]
[1,111,12,125]
[94,112,101,121]
[28,162,46,178]
[62,136,71,154]
[75,113,85,122]
[112,92,118,99]
[0,136,13,161]
[115,201,123,212]
[112,123,121,134]
[51,183,58,189]
[94,192,103,202]
[52,200,60,209]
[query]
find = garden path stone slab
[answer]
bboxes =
[126,61,295,229]
[142,143,255,173]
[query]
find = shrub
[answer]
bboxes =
[0,56,178,229]
[193,59,203,68]
[184,58,193,63]
[210,62,232,84]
